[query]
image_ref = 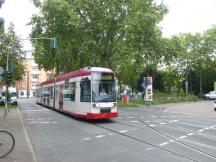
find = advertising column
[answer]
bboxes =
[144,76,153,102]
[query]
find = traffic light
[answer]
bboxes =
[50,37,57,49]
[5,71,12,85]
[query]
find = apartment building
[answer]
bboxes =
[16,51,53,97]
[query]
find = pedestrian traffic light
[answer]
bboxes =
[50,37,57,49]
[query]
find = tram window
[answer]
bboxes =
[80,79,91,102]
[63,82,76,101]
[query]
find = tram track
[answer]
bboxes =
[86,108,216,162]
[136,107,216,161]
[89,120,199,162]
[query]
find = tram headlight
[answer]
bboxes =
[92,103,100,108]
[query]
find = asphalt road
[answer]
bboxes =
[18,98,216,162]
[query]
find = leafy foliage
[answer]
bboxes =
[0,24,25,84]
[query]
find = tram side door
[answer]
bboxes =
[59,85,64,110]
[55,85,60,110]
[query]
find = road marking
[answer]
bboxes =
[210,126,214,128]
[127,117,135,119]
[130,120,140,123]
[95,135,106,138]
[145,147,154,151]
[119,130,128,133]
[17,108,38,162]
[187,133,194,136]
[83,138,92,141]
[145,121,151,123]
[22,109,48,112]
[179,135,187,139]
[51,122,58,124]
[151,116,157,118]
[28,122,37,124]
[117,116,123,119]
[108,133,115,136]
[204,127,210,130]
[168,120,178,123]
[39,122,50,124]
[149,124,156,127]
[159,123,166,125]
[159,142,169,146]
[198,129,204,132]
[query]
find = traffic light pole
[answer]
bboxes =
[4,49,9,119]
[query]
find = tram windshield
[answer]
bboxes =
[92,72,116,102]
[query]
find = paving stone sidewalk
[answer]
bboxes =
[0,107,36,162]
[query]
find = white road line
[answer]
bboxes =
[159,142,169,146]
[51,122,58,124]
[159,123,166,125]
[210,126,214,128]
[127,117,135,119]
[145,148,154,151]
[28,122,37,124]
[117,117,123,119]
[22,109,48,112]
[130,121,140,123]
[119,130,128,133]
[149,124,156,127]
[39,122,50,124]
[108,133,115,136]
[95,135,106,138]
[168,120,178,123]
[198,129,204,132]
[145,121,151,123]
[187,133,194,136]
[83,138,92,141]
[179,135,187,139]
[27,118,35,121]
[17,109,38,162]
[204,127,210,130]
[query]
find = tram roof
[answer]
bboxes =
[40,67,114,86]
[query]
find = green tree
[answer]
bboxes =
[30,0,167,78]
[0,23,25,84]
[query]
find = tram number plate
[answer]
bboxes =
[100,108,111,113]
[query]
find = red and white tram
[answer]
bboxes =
[36,67,118,119]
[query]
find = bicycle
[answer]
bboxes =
[0,129,15,158]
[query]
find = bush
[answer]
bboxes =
[179,88,185,97]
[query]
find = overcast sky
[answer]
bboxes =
[1,0,216,49]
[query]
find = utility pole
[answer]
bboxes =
[27,71,29,98]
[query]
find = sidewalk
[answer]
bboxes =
[163,101,216,118]
[0,107,36,162]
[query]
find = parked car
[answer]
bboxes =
[0,87,17,105]
[204,91,216,100]
[214,100,216,111]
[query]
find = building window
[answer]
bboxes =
[32,74,39,80]
[32,66,38,71]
